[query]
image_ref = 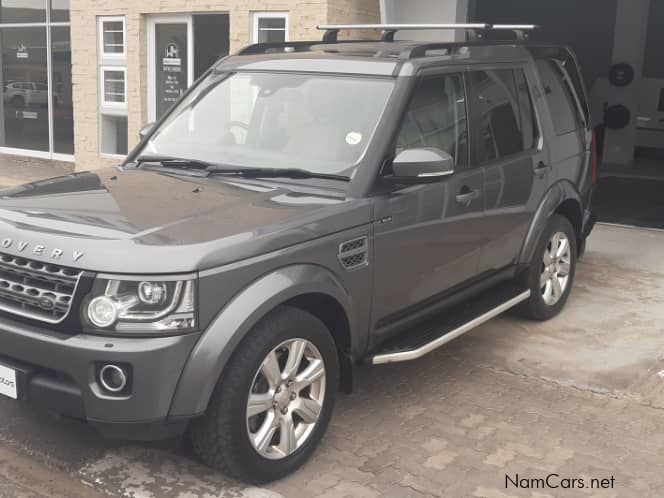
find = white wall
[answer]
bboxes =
[380,0,468,41]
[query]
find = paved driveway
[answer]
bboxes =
[1,224,664,497]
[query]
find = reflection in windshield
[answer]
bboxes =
[141,72,394,176]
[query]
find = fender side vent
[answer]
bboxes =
[338,236,368,270]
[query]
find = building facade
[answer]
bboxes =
[0,0,379,170]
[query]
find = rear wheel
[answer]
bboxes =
[190,306,339,483]
[516,215,577,320]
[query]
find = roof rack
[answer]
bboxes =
[316,23,538,42]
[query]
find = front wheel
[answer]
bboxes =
[190,306,339,484]
[516,214,577,321]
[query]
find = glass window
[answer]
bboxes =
[252,13,288,43]
[98,16,127,156]
[141,72,394,176]
[193,14,229,79]
[0,26,49,152]
[52,26,74,154]
[396,74,468,168]
[51,0,70,23]
[101,68,126,106]
[100,114,128,155]
[100,18,125,56]
[469,70,524,163]
[0,0,45,23]
[536,59,580,136]
[514,69,538,151]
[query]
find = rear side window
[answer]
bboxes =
[396,73,468,168]
[536,59,582,136]
[468,69,534,164]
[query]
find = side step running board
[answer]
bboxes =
[371,289,531,365]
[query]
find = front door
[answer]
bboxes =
[371,72,487,327]
[148,16,193,122]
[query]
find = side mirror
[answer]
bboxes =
[139,122,156,141]
[390,148,455,182]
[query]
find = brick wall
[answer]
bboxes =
[69,0,379,170]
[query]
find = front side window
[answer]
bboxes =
[396,73,468,168]
[469,69,526,163]
[141,71,394,176]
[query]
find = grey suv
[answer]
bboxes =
[0,25,596,483]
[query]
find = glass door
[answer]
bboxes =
[147,15,193,122]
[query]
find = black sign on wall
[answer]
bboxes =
[155,23,188,120]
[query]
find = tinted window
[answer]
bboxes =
[396,74,468,168]
[536,59,580,135]
[514,70,538,150]
[469,70,524,163]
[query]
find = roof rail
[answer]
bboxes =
[316,23,538,42]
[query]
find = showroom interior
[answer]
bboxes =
[381,0,664,228]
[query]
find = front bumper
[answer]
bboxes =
[0,315,201,440]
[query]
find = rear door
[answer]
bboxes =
[467,66,550,273]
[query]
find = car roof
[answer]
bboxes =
[217,40,561,77]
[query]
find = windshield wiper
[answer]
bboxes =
[135,155,220,170]
[208,167,350,182]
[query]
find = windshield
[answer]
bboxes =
[140,71,395,177]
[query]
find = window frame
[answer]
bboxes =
[251,11,289,44]
[97,15,128,157]
[100,66,128,109]
[466,65,543,166]
[98,16,126,59]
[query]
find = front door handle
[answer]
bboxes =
[455,187,481,207]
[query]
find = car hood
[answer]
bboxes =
[0,167,372,273]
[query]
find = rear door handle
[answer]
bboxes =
[455,187,480,207]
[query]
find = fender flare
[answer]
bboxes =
[518,180,583,266]
[169,264,354,418]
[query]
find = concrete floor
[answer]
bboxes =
[0,223,663,497]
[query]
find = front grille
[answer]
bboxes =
[0,253,83,324]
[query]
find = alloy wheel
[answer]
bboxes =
[540,231,572,306]
[246,338,326,460]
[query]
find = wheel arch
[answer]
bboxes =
[518,180,583,266]
[169,264,355,418]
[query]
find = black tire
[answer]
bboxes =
[516,214,577,321]
[190,305,339,484]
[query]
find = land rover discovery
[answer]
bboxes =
[0,24,596,483]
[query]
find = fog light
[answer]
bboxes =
[99,364,127,393]
[88,296,118,328]
[138,281,168,305]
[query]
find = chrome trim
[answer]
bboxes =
[417,170,455,178]
[99,365,127,393]
[372,290,531,365]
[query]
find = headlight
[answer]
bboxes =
[84,275,196,333]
